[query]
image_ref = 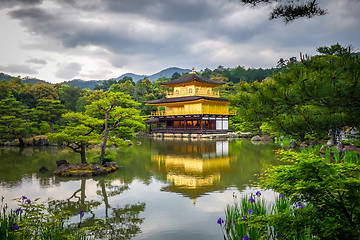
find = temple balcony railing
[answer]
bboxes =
[150,110,236,116]
[165,91,220,98]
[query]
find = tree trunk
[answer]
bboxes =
[18,138,25,146]
[80,179,86,205]
[98,129,109,165]
[80,143,87,163]
[255,123,264,136]
[98,111,109,165]
[49,122,54,134]
[99,179,110,219]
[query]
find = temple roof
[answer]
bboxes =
[145,96,229,105]
[160,73,224,87]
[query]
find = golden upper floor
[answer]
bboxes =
[166,86,219,98]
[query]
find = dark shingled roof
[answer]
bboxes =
[160,73,224,86]
[145,96,229,105]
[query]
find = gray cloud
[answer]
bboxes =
[55,62,82,79]
[0,0,42,9]
[0,64,38,74]
[26,58,47,64]
[2,0,360,81]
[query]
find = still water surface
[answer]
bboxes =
[0,138,279,239]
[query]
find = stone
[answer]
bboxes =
[54,163,75,176]
[289,141,297,148]
[56,159,69,167]
[125,140,133,146]
[104,162,119,169]
[260,136,273,142]
[238,132,252,138]
[251,135,261,141]
[38,166,48,173]
[319,145,327,154]
[92,164,108,176]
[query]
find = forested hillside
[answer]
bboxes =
[3,45,357,146]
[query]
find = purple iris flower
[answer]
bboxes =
[248,197,255,203]
[217,217,224,224]
[256,191,261,197]
[77,210,84,216]
[279,194,285,199]
[15,208,23,214]
[20,196,27,201]
[25,199,31,204]
[243,236,251,240]
[12,224,19,231]
[247,209,254,215]
[241,215,247,221]
[297,203,304,209]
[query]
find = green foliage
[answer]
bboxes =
[59,85,83,111]
[222,192,314,239]
[0,196,89,240]
[48,112,103,163]
[199,65,278,84]
[35,99,66,133]
[222,150,360,239]
[231,44,360,142]
[261,150,360,239]
[94,79,117,91]
[85,91,144,164]
[0,95,35,143]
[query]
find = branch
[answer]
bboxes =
[67,143,81,153]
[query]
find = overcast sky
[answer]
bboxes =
[0,0,359,83]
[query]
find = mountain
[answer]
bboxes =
[0,73,52,85]
[116,67,191,83]
[115,73,147,83]
[61,79,101,90]
[0,67,191,90]
[63,67,191,89]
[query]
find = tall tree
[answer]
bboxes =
[0,95,34,145]
[59,85,82,111]
[85,92,144,165]
[232,44,360,141]
[35,99,66,133]
[48,112,102,163]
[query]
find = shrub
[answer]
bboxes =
[220,150,360,239]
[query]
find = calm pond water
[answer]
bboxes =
[0,138,279,240]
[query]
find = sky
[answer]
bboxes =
[0,0,359,83]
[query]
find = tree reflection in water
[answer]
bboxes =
[47,179,145,240]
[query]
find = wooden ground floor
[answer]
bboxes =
[145,114,230,134]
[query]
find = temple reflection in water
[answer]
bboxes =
[151,139,236,203]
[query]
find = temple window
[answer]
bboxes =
[189,88,193,94]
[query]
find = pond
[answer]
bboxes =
[0,138,279,240]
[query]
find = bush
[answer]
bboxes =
[220,150,360,239]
